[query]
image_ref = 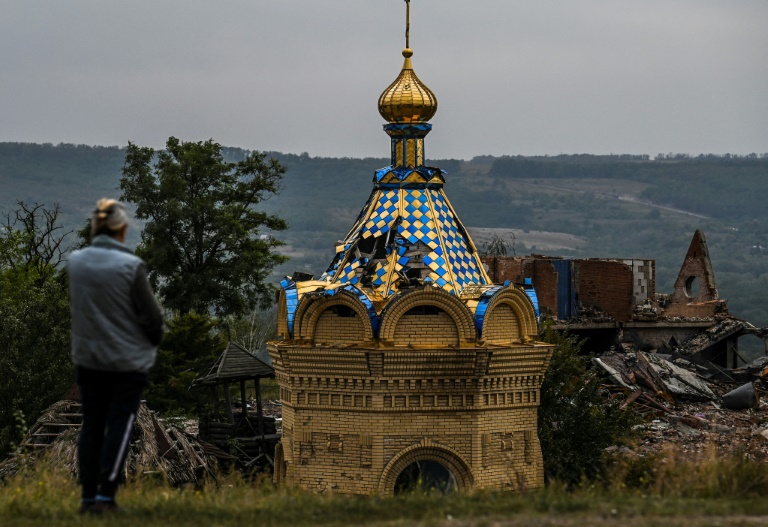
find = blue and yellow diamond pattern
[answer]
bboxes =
[370,247,409,297]
[336,259,363,286]
[427,190,485,290]
[363,190,399,238]
[330,186,489,297]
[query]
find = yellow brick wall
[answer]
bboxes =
[313,309,366,345]
[481,289,539,340]
[277,290,288,338]
[393,311,458,346]
[269,340,552,495]
[276,405,544,493]
[483,304,520,343]
[378,288,476,343]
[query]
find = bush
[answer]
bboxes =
[0,203,74,458]
[537,329,641,486]
[144,313,226,415]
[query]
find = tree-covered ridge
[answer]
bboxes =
[1,142,766,328]
[0,143,125,194]
[489,153,768,222]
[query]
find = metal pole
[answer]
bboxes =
[405,0,410,49]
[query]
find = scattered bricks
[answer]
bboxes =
[668,415,708,429]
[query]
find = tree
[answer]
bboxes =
[0,202,74,457]
[228,306,278,354]
[119,137,288,318]
[144,313,226,415]
[480,232,515,257]
[0,202,72,286]
[537,329,640,486]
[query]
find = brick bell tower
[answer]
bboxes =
[269,1,553,494]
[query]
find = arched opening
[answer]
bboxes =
[378,288,476,344]
[684,276,700,299]
[394,459,458,495]
[379,443,473,495]
[295,290,376,343]
[478,286,538,342]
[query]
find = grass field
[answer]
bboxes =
[4,449,768,527]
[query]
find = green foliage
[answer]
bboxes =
[0,202,74,457]
[144,313,226,415]
[9,410,29,454]
[6,457,768,526]
[119,137,289,318]
[3,143,767,327]
[608,446,768,499]
[489,153,768,222]
[0,202,73,286]
[538,329,641,486]
[0,278,73,456]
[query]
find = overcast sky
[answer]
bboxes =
[1,1,766,160]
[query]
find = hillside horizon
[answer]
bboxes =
[2,141,766,329]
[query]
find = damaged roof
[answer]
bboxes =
[193,342,273,386]
[279,43,514,335]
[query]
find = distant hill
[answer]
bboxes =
[1,142,766,327]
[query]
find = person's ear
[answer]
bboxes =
[117,225,128,243]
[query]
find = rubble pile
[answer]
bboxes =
[0,400,228,484]
[594,347,768,460]
[262,400,283,433]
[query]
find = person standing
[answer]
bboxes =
[67,199,164,514]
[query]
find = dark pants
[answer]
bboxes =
[76,366,148,500]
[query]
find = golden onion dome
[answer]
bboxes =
[378,48,437,124]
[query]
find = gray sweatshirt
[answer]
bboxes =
[68,235,164,372]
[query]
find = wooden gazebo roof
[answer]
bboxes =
[192,342,274,387]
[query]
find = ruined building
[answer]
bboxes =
[268,4,553,494]
[484,230,768,368]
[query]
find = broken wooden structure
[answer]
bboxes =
[0,387,225,485]
[192,342,279,472]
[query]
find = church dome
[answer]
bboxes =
[378,48,437,124]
